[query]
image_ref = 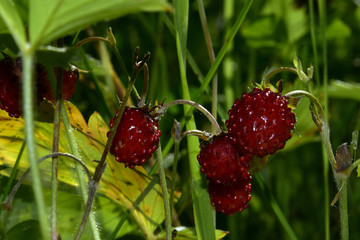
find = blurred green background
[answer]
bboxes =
[1,0,360,239]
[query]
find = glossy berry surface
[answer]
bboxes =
[197,134,251,184]
[0,57,22,118]
[226,87,296,158]
[108,107,161,168]
[208,178,252,215]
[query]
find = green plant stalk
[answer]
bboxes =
[194,0,253,101]
[156,145,172,239]
[338,176,349,240]
[75,49,149,240]
[170,138,180,216]
[223,0,235,110]
[318,0,330,238]
[161,100,221,134]
[60,103,101,240]
[285,90,350,239]
[308,0,320,87]
[50,69,63,240]
[22,50,49,239]
[197,0,218,133]
[174,1,216,239]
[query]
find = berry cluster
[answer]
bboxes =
[198,87,296,215]
[107,107,161,168]
[0,55,78,118]
[197,134,252,215]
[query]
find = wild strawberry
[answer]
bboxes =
[208,178,252,215]
[107,107,161,168]
[0,54,78,118]
[226,87,296,158]
[197,134,251,184]
[0,56,22,118]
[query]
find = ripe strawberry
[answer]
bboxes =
[226,87,296,158]
[107,107,161,168]
[0,57,23,118]
[208,178,252,215]
[0,54,78,118]
[197,134,251,184]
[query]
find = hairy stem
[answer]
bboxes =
[22,50,49,239]
[74,48,150,240]
[156,145,172,239]
[161,99,221,134]
[50,67,63,240]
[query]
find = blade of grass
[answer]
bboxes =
[50,66,63,240]
[193,0,253,102]
[255,174,298,240]
[197,0,218,133]
[173,0,216,239]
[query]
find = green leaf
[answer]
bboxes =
[29,0,172,46]
[0,0,27,49]
[0,102,169,237]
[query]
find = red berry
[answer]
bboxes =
[226,88,296,157]
[0,57,22,118]
[0,55,78,118]
[108,107,161,168]
[208,178,252,215]
[197,134,251,184]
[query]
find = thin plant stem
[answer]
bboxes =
[22,50,49,239]
[156,145,172,239]
[50,68,63,240]
[197,0,218,133]
[308,0,320,87]
[265,67,298,80]
[338,177,348,240]
[318,0,330,238]
[160,99,221,134]
[60,103,101,240]
[1,152,93,211]
[194,0,253,101]
[74,49,150,240]
[170,121,181,217]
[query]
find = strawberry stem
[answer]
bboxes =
[155,144,173,240]
[74,48,150,239]
[160,99,221,134]
[50,64,63,240]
